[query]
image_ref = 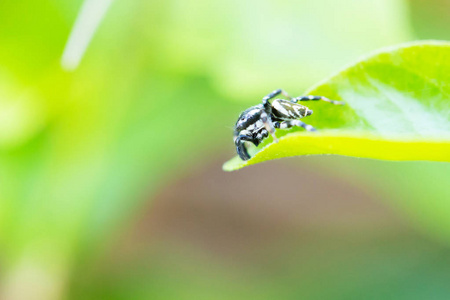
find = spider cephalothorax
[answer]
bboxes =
[233,89,344,160]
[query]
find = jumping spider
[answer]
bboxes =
[233,89,344,161]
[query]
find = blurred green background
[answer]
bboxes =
[0,0,449,299]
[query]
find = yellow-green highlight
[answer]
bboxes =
[223,132,450,171]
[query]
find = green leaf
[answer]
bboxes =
[223,41,450,171]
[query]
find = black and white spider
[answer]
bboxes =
[233,89,344,161]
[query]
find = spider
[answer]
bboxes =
[233,89,345,161]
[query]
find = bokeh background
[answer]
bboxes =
[0,0,449,299]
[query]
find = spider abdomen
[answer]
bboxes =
[271,99,312,120]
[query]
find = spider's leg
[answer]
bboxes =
[274,120,317,132]
[260,111,279,143]
[262,89,293,108]
[292,95,345,105]
[234,134,253,160]
[255,128,269,142]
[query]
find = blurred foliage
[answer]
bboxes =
[0,0,449,299]
[408,0,450,40]
[72,234,450,300]
[69,156,450,300]
[224,42,450,171]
